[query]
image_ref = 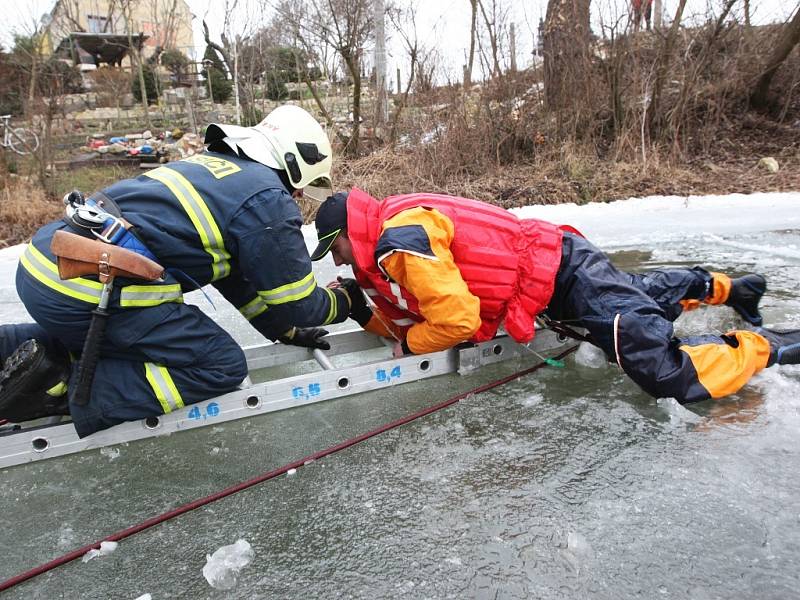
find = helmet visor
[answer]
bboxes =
[303,176,333,204]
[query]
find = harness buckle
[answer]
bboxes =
[93,216,126,244]
[98,252,111,283]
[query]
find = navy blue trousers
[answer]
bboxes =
[2,225,248,437]
[547,233,749,403]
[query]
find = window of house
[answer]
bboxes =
[87,15,110,33]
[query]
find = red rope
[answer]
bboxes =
[0,345,577,592]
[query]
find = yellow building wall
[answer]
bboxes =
[48,0,194,59]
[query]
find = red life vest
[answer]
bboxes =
[347,188,563,343]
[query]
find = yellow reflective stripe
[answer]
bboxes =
[46,381,68,396]
[144,363,184,413]
[258,272,316,305]
[323,287,337,325]
[20,244,102,304]
[120,284,184,307]
[239,296,269,321]
[145,167,231,281]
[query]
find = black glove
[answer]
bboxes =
[337,277,372,326]
[278,327,331,350]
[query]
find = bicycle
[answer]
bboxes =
[1,115,40,155]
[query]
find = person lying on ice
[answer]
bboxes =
[0,105,354,437]
[310,189,800,405]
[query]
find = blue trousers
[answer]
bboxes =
[547,233,766,403]
[3,226,248,437]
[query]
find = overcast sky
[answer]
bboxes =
[2,0,796,84]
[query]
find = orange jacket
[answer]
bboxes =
[347,189,563,353]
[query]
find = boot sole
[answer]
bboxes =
[0,340,45,408]
[0,340,68,420]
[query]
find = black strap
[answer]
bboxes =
[539,315,594,344]
[88,191,122,217]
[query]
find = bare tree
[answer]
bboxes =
[387,5,423,145]
[751,6,800,109]
[272,0,373,155]
[668,0,738,138]
[646,0,688,136]
[465,0,478,86]
[202,0,261,124]
[653,0,662,29]
[260,0,343,136]
[374,0,388,129]
[148,0,182,50]
[542,0,592,114]
[120,0,153,130]
[476,0,506,78]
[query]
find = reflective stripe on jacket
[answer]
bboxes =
[347,188,563,349]
[19,225,184,309]
[102,151,348,338]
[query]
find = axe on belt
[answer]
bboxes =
[50,230,165,407]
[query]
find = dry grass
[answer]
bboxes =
[330,139,800,213]
[0,175,62,247]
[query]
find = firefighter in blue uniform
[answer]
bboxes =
[0,105,353,437]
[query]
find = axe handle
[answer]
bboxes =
[70,307,108,407]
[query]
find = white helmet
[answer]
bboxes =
[204,105,332,189]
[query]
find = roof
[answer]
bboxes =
[55,32,148,64]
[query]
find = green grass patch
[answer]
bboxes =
[48,164,141,196]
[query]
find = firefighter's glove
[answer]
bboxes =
[337,277,372,327]
[278,326,331,350]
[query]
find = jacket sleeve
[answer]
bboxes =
[227,188,350,329]
[377,208,481,354]
[212,268,290,341]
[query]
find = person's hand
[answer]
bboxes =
[278,327,331,350]
[336,277,372,326]
[336,277,366,310]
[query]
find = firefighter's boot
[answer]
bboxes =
[755,328,800,367]
[0,339,70,422]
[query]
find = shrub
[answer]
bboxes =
[131,64,158,104]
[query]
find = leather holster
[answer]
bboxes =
[50,230,164,283]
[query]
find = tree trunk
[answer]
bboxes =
[465,0,478,86]
[653,0,662,29]
[343,51,361,156]
[374,0,388,129]
[131,37,153,130]
[477,0,502,78]
[510,23,517,72]
[647,0,687,136]
[390,49,418,146]
[543,0,592,111]
[202,21,253,125]
[750,7,800,109]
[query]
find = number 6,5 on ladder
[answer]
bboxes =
[0,114,39,155]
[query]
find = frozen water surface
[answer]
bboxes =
[1,193,799,599]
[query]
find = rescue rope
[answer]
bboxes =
[0,344,577,593]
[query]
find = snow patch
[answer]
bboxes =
[82,540,119,562]
[203,539,254,590]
